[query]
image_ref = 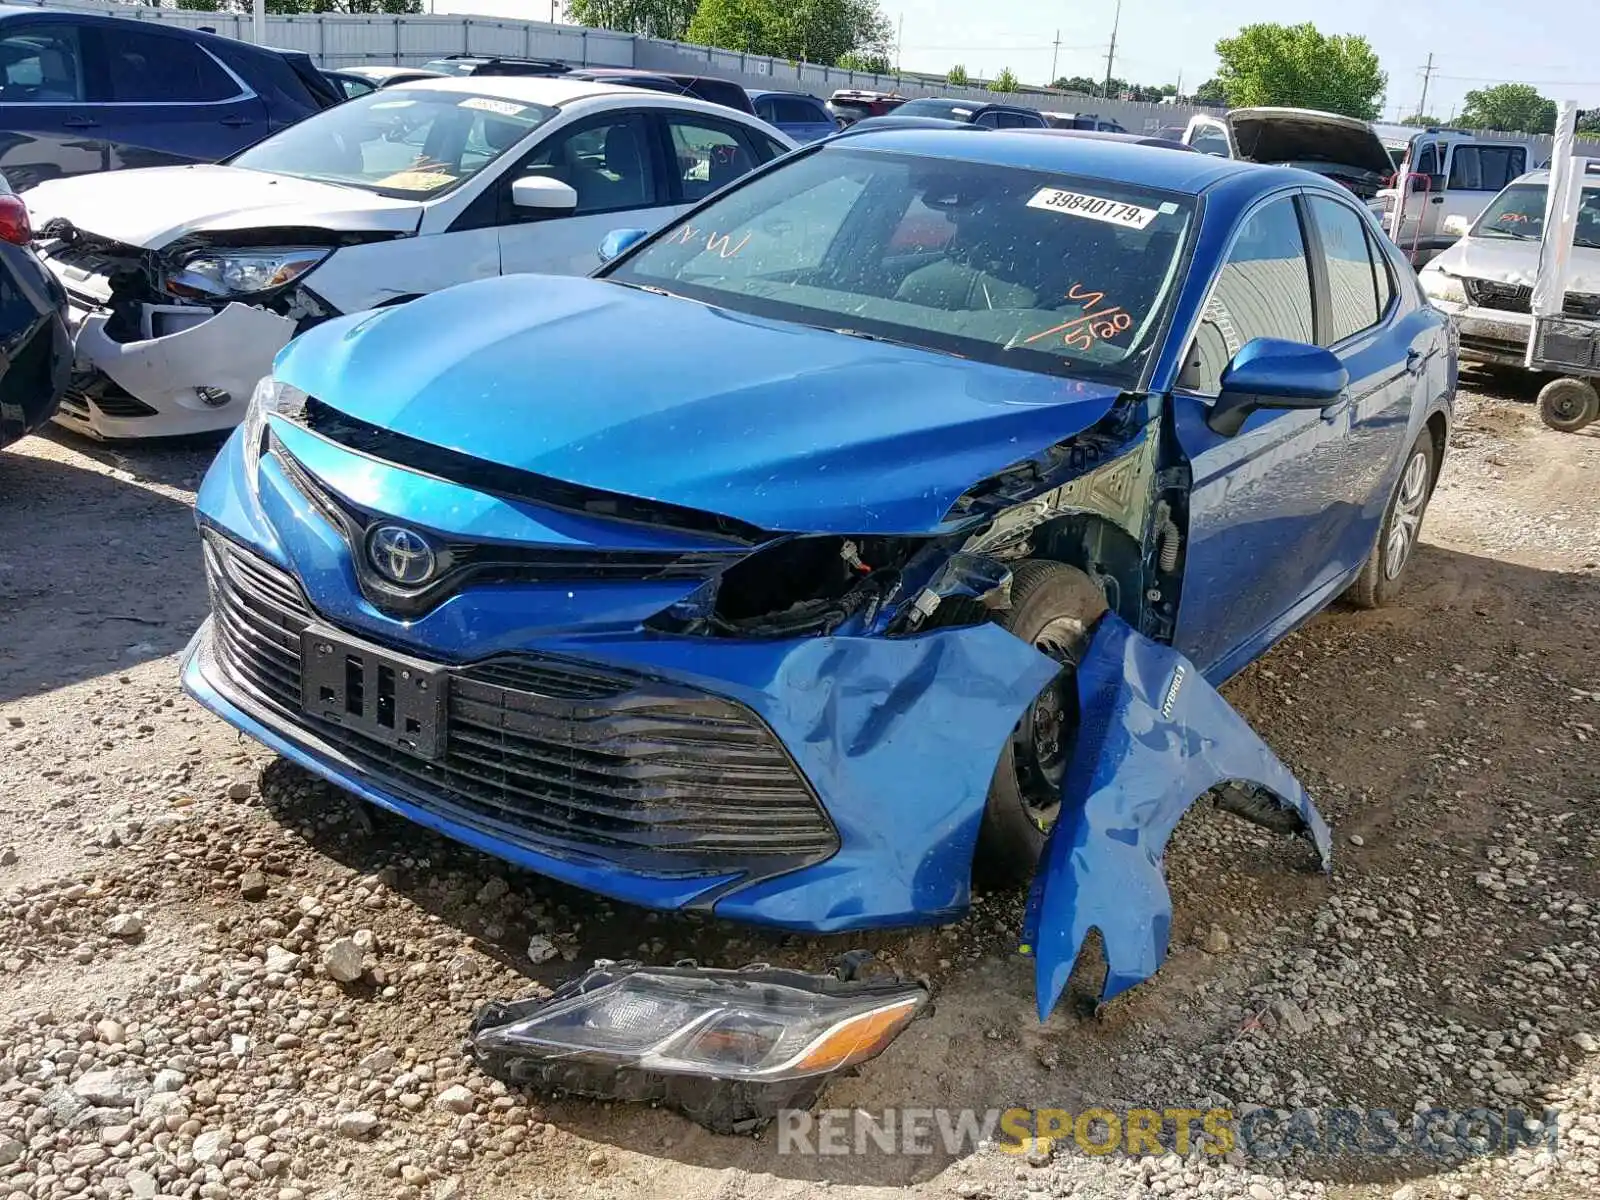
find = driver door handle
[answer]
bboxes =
[1406,348,1425,375]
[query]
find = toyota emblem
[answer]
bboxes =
[367,524,437,587]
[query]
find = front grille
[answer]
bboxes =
[1464,279,1532,313]
[1463,280,1600,321]
[200,531,837,874]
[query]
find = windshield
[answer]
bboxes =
[605,146,1195,386]
[1473,183,1600,249]
[231,88,555,199]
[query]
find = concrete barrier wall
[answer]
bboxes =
[15,0,1600,153]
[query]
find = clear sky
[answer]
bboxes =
[436,0,1600,120]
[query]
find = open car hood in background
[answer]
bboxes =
[1228,108,1395,177]
[278,274,1127,536]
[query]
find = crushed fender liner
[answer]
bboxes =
[468,957,929,1134]
[1022,614,1333,1021]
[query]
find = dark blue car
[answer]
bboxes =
[0,169,67,449]
[182,130,1453,1018]
[0,9,339,190]
[747,89,837,142]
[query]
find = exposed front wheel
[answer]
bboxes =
[976,560,1108,884]
[1538,377,1599,433]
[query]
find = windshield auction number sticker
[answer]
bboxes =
[1027,187,1158,229]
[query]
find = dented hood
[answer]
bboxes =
[1228,107,1393,178]
[24,164,423,250]
[1431,233,1600,293]
[277,273,1124,535]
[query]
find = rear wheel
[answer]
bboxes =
[1538,378,1599,433]
[1345,430,1436,610]
[976,560,1108,883]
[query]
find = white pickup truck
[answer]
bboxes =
[1370,127,1534,265]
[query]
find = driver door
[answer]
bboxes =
[1169,191,1359,681]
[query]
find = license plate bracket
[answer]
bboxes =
[299,624,448,759]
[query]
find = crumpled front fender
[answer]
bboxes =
[1024,614,1332,1021]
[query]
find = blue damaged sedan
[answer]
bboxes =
[181,130,1455,1019]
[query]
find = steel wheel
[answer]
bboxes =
[1383,449,1430,581]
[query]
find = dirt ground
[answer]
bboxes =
[0,369,1596,1200]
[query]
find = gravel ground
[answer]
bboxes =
[0,372,1596,1200]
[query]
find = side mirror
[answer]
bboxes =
[597,228,649,264]
[511,176,578,214]
[1206,338,1349,437]
[1442,214,1472,238]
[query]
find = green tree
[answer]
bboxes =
[838,50,891,74]
[947,64,969,87]
[990,67,1019,93]
[564,0,698,39]
[1051,74,1101,95]
[1401,113,1441,127]
[1213,22,1386,119]
[687,0,891,66]
[1459,83,1558,134]
[1193,77,1227,105]
[1579,109,1600,136]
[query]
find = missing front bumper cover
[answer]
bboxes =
[468,959,928,1134]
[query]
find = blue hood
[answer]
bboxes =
[278,275,1123,535]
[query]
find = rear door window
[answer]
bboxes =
[104,28,241,103]
[0,23,86,102]
[768,96,824,125]
[664,114,760,202]
[1308,195,1381,343]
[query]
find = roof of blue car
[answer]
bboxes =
[830,126,1260,195]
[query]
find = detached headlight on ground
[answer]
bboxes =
[1420,266,1467,306]
[166,247,329,299]
[469,962,928,1133]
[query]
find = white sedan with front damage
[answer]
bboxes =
[25,75,793,439]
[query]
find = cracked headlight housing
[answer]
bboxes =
[165,247,330,300]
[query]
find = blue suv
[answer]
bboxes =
[0,9,339,190]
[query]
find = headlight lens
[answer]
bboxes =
[166,247,329,299]
[1420,267,1466,306]
[470,963,927,1083]
[241,375,309,465]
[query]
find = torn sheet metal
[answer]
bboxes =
[1022,614,1332,1022]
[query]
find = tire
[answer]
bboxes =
[976,560,1108,884]
[1344,430,1436,610]
[1537,378,1599,433]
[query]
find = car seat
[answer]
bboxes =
[895,202,1037,310]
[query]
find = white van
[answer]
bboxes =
[1371,127,1533,265]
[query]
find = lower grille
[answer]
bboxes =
[62,381,157,420]
[200,532,837,874]
[1464,279,1531,313]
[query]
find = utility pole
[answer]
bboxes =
[895,13,903,79]
[1102,0,1121,100]
[1050,30,1061,87]
[1416,52,1436,119]
[1174,68,1182,100]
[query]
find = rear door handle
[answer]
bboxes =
[1430,196,1444,204]
[62,116,98,129]
[220,115,254,127]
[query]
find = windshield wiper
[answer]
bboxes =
[826,326,922,349]
[605,280,680,299]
